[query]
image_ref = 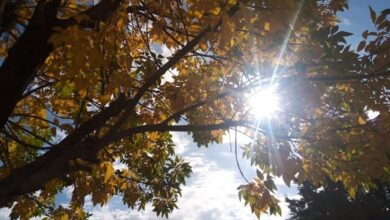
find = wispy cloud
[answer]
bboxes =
[342,18,351,26]
[0,135,295,220]
[86,148,294,220]
[0,207,11,220]
[87,151,257,220]
[171,132,190,154]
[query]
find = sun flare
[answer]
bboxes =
[248,86,280,119]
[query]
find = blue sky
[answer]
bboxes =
[1,1,389,220]
[338,0,389,47]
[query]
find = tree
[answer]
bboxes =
[0,0,389,219]
[286,179,390,220]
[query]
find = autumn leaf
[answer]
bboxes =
[1,1,389,219]
[358,116,367,125]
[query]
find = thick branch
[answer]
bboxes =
[0,1,240,207]
[0,120,244,206]
[0,0,126,131]
[307,70,390,82]
[0,23,214,206]
[57,0,128,28]
[106,120,245,143]
[105,26,211,136]
[0,0,61,131]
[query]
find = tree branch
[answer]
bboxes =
[106,120,246,144]
[0,0,61,131]
[307,70,390,82]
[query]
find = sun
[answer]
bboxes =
[248,86,280,119]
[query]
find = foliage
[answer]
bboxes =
[286,179,390,220]
[0,0,389,219]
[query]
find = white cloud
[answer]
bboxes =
[89,205,150,220]
[222,129,252,145]
[172,153,256,220]
[113,159,127,171]
[0,135,294,220]
[63,185,74,199]
[161,68,179,84]
[171,132,190,154]
[342,18,351,26]
[0,208,11,220]
[85,149,293,220]
[86,151,257,220]
[160,45,173,58]
[366,109,380,120]
[151,44,179,84]
[0,207,41,220]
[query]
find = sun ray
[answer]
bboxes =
[270,0,305,86]
[248,86,280,119]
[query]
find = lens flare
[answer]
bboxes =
[248,87,279,119]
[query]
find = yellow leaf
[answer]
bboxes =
[230,38,235,47]
[117,18,124,28]
[101,94,111,105]
[104,163,113,183]
[199,42,208,52]
[264,22,270,31]
[228,0,238,5]
[211,7,222,15]
[358,116,367,125]
[194,10,203,19]
[250,16,257,23]
[120,182,128,190]
[59,214,69,220]
[348,187,357,199]
[149,132,159,142]
[188,24,202,33]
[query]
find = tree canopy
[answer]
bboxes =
[286,179,390,220]
[0,0,390,219]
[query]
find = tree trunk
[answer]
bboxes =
[0,0,61,130]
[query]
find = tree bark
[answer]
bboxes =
[0,121,242,207]
[0,1,60,131]
[0,0,124,131]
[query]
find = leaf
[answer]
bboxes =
[4,1,390,219]
[269,203,282,216]
[228,0,238,5]
[337,31,353,37]
[188,24,202,32]
[362,30,369,39]
[264,176,277,192]
[330,25,339,34]
[211,7,222,16]
[50,127,57,136]
[369,6,377,23]
[256,170,264,180]
[230,38,235,47]
[358,116,367,125]
[376,14,386,25]
[264,22,270,31]
[0,167,10,180]
[382,8,390,15]
[199,42,208,52]
[149,132,159,142]
[100,94,111,105]
[348,186,357,199]
[357,41,366,52]
[103,163,113,183]
[193,10,203,19]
